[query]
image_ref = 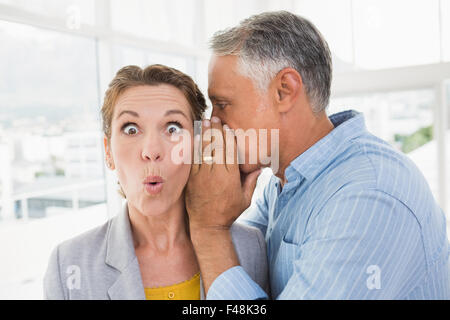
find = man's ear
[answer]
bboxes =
[272,68,303,113]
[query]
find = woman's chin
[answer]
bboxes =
[138,202,167,217]
[129,196,166,217]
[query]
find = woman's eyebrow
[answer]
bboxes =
[116,109,189,120]
[165,109,189,120]
[116,110,139,120]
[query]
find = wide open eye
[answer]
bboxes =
[166,122,182,135]
[122,123,139,135]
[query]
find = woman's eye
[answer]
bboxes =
[167,122,182,135]
[122,123,139,135]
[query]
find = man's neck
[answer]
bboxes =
[276,112,335,186]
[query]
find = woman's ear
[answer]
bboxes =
[273,68,303,113]
[104,135,115,170]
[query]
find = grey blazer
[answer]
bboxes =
[43,202,269,300]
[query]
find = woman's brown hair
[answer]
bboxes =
[101,64,207,141]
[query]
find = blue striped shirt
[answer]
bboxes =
[207,110,450,300]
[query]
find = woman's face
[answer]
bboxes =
[105,84,194,217]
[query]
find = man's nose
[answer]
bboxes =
[141,136,164,162]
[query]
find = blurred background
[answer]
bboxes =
[0,0,448,299]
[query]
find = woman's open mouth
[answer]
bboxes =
[143,176,164,195]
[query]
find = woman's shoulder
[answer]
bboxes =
[48,216,116,278]
[59,219,112,251]
[43,218,114,299]
[230,221,267,265]
[230,221,269,294]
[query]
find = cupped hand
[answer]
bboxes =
[185,116,262,232]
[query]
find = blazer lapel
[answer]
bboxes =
[104,201,205,300]
[105,201,146,300]
[107,256,146,300]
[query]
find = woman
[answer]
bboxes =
[43,64,268,300]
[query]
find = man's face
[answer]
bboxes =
[208,55,279,173]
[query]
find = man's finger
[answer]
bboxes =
[224,124,239,172]
[210,116,225,167]
[242,168,262,207]
[201,119,213,170]
[191,133,201,175]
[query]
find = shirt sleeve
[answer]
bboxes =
[206,266,268,300]
[238,173,274,236]
[207,173,273,300]
[277,188,426,299]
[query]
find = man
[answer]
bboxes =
[185,11,449,299]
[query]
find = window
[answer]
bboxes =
[0,20,106,299]
[204,0,239,42]
[0,0,95,25]
[296,0,447,71]
[110,0,197,46]
[111,44,196,83]
[442,0,450,61]
[0,0,448,300]
[352,0,441,69]
[295,0,354,71]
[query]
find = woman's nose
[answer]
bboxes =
[141,137,164,162]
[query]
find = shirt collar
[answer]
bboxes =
[285,109,367,183]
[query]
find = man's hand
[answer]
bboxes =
[185,116,262,294]
[186,116,261,232]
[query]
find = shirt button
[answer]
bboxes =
[168,292,175,299]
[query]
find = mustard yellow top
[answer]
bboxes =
[144,272,201,300]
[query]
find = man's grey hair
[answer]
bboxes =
[209,11,332,113]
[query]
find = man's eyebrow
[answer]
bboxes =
[209,96,225,102]
[209,95,227,102]
[116,110,139,119]
[165,109,189,120]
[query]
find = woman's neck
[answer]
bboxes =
[128,199,190,254]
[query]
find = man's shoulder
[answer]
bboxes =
[325,132,431,199]
[349,133,434,205]
[305,132,441,227]
[355,134,418,173]
[317,134,445,248]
